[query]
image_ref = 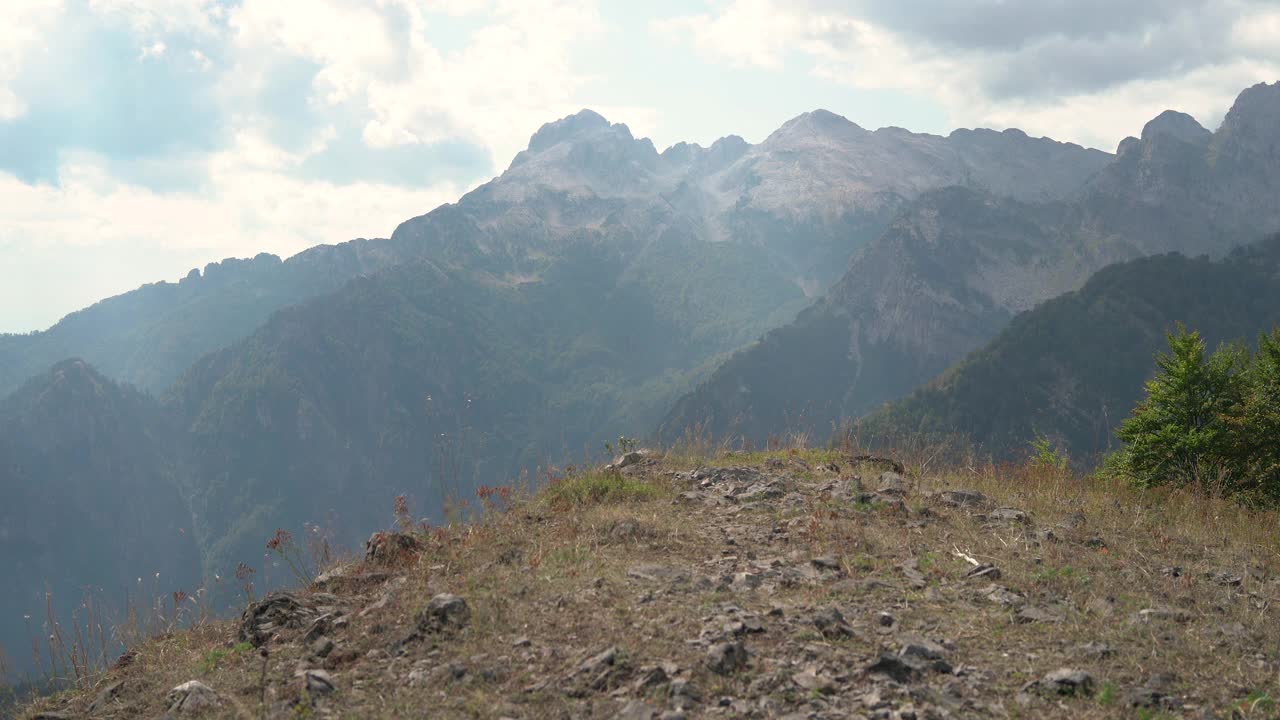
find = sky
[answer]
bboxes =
[1,0,1278,332]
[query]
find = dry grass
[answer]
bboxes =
[18,443,1280,719]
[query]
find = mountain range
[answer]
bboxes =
[662,82,1280,443]
[3,82,1279,678]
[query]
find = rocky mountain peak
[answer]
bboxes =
[504,108,660,185]
[525,109,613,152]
[1221,81,1280,128]
[1216,82,1280,159]
[1140,110,1210,145]
[767,109,867,145]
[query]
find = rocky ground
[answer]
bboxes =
[18,448,1280,719]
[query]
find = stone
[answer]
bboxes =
[617,699,658,720]
[812,607,854,639]
[1206,570,1243,586]
[938,490,988,508]
[631,663,673,693]
[167,681,221,713]
[301,614,334,645]
[964,564,1001,581]
[865,653,922,683]
[309,636,335,658]
[669,678,703,707]
[628,564,688,584]
[240,593,316,646]
[988,508,1028,523]
[417,593,470,633]
[739,481,788,502]
[1071,641,1114,659]
[1135,607,1191,623]
[364,531,423,564]
[899,636,947,662]
[877,472,911,495]
[706,640,748,675]
[981,584,1025,607]
[88,680,125,713]
[579,646,617,673]
[614,450,650,469]
[302,669,336,695]
[1040,668,1093,696]
[566,646,629,695]
[792,670,836,694]
[1015,606,1063,624]
[1125,673,1179,709]
[811,555,841,572]
[694,467,766,487]
[607,520,654,542]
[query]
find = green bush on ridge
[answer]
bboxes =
[1107,324,1280,504]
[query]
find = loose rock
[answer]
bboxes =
[302,669,336,695]
[988,508,1028,524]
[877,472,911,496]
[812,607,855,640]
[939,489,988,508]
[706,640,748,675]
[1038,668,1094,696]
[417,593,470,633]
[167,681,221,713]
[240,593,316,646]
[865,653,922,683]
[364,531,423,565]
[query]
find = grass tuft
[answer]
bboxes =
[540,469,668,509]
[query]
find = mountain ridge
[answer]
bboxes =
[662,82,1280,446]
[0,105,1109,400]
[860,234,1280,463]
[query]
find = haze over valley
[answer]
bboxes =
[4,3,1280,717]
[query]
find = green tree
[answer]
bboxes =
[1109,326,1247,493]
[1232,328,1280,502]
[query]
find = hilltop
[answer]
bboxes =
[18,448,1280,719]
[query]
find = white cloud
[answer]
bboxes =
[0,139,464,258]
[652,0,804,70]
[86,0,225,36]
[189,49,212,70]
[0,0,632,330]
[361,0,606,165]
[138,40,166,59]
[656,0,1280,149]
[0,0,65,120]
[0,139,467,331]
[219,0,606,167]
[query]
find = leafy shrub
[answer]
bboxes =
[1028,435,1068,470]
[1107,325,1280,503]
